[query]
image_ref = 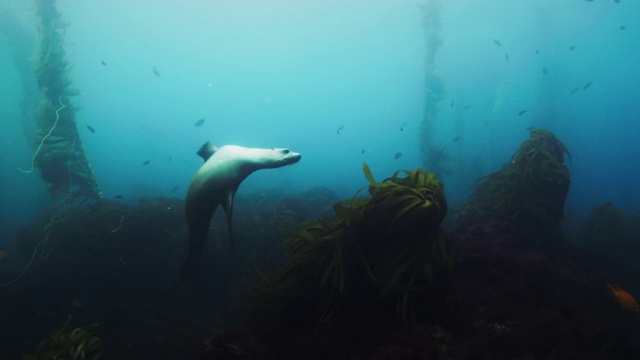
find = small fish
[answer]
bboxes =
[361,148,365,155]
[0,250,7,262]
[535,49,539,54]
[101,60,107,66]
[143,160,150,165]
[583,81,593,90]
[463,105,473,110]
[399,122,406,132]
[394,152,402,160]
[505,54,509,62]
[569,45,575,51]
[336,125,344,135]
[620,25,626,30]
[452,136,460,143]
[450,99,454,108]
[542,67,548,75]
[153,66,161,77]
[614,0,620,3]
[518,110,527,116]
[87,125,96,133]
[607,284,639,312]
[114,195,123,199]
[194,118,205,127]
[492,39,502,47]
[569,87,579,95]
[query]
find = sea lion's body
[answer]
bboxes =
[182,143,301,278]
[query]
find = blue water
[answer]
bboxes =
[1,0,639,247]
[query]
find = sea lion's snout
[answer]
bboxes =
[278,148,301,165]
[290,152,301,164]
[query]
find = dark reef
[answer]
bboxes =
[3,134,640,359]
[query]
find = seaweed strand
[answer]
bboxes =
[19,95,65,174]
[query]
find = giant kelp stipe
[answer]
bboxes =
[419,1,452,177]
[25,0,100,207]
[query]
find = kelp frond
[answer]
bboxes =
[255,163,451,325]
[455,129,571,247]
[23,323,104,360]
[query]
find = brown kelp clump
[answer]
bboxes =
[456,129,571,247]
[3,198,201,358]
[253,163,451,333]
[23,323,104,360]
[11,197,186,295]
[27,0,101,206]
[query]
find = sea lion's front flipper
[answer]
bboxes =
[196,141,219,162]
[221,190,236,250]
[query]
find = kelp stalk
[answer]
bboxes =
[418,0,452,176]
[25,0,101,207]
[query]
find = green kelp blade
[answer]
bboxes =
[362,162,376,184]
[390,200,427,228]
[298,229,317,243]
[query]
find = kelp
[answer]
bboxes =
[9,197,186,290]
[419,1,449,176]
[26,0,100,207]
[254,163,451,326]
[22,323,104,360]
[455,129,571,247]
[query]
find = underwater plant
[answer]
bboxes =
[22,324,104,360]
[419,1,448,174]
[254,163,451,326]
[23,0,100,207]
[455,129,571,247]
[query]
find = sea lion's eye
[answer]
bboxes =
[282,149,290,154]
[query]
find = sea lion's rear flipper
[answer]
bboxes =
[221,190,235,251]
[181,221,209,280]
[197,141,218,162]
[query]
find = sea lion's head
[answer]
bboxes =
[267,148,301,168]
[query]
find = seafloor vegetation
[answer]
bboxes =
[2,131,640,359]
[3,1,639,358]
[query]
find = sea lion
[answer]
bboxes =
[182,141,301,279]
